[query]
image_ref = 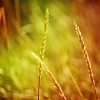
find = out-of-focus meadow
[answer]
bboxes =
[0,0,100,100]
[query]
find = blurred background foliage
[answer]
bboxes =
[0,0,100,100]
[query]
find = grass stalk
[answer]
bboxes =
[32,51,67,100]
[66,65,84,99]
[38,8,49,100]
[73,19,98,100]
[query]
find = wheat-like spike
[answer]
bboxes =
[38,8,49,100]
[32,52,67,100]
[73,19,98,100]
[40,8,49,60]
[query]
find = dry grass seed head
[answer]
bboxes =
[73,19,98,100]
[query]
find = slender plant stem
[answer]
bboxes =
[38,8,49,100]
[32,52,67,100]
[73,19,98,100]
[66,65,84,99]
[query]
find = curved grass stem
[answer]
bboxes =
[32,51,67,100]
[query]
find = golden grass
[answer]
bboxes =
[74,19,98,100]
[38,8,49,100]
[32,51,67,100]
